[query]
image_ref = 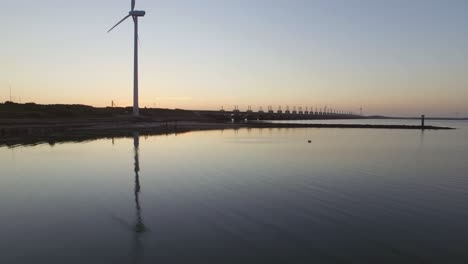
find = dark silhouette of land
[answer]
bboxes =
[0,101,206,120]
[0,102,455,146]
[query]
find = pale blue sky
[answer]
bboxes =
[2,0,468,116]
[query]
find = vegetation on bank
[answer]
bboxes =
[0,101,209,121]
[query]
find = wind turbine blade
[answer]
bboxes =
[131,0,136,11]
[110,215,133,232]
[107,14,131,33]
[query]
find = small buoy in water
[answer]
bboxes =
[308,140,312,143]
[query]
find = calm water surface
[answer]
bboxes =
[1,120,468,263]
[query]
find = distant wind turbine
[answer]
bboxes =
[108,0,146,117]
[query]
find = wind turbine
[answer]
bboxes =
[108,0,146,117]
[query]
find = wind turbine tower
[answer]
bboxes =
[108,0,146,117]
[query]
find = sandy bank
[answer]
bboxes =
[0,119,453,147]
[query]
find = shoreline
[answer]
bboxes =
[0,119,454,147]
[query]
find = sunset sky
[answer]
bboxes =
[2,0,468,116]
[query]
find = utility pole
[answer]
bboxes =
[421,115,425,130]
[9,81,12,102]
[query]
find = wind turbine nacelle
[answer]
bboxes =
[130,10,146,17]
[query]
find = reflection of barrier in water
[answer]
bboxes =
[418,129,425,153]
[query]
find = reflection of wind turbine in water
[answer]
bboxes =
[133,132,146,233]
[110,132,146,263]
[131,132,146,264]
